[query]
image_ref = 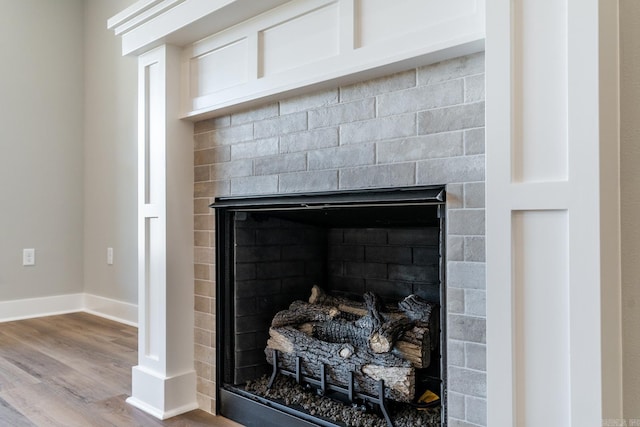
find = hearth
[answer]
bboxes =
[211,186,447,426]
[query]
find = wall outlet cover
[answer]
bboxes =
[23,248,35,266]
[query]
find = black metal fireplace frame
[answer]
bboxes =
[212,186,448,427]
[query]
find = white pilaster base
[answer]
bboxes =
[127,366,198,420]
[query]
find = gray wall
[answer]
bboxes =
[0,0,85,300]
[621,0,640,419]
[83,0,138,304]
[0,0,138,306]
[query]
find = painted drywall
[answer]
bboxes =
[0,0,138,310]
[620,0,640,418]
[0,0,85,301]
[83,0,138,304]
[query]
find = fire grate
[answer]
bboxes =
[268,349,395,426]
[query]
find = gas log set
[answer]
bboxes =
[268,285,435,399]
[256,285,441,426]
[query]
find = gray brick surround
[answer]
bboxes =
[193,52,486,426]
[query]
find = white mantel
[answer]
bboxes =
[109,0,485,118]
[109,0,623,425]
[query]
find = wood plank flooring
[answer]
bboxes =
[0,312,241,427]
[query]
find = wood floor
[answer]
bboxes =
[0,312,241,427]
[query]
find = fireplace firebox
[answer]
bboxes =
[212,186,447,427]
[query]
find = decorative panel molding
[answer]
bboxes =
[513,210,570,426]
[356,0,481,48]
[110,0,484,118]
[486,0,621,425]
[182,0,485,117]
[140,55,165,366]
[512,0,568,183]
[129,44,198,420]
[259,2,339,77]
[190,38,249,97]
[108,0,292,56]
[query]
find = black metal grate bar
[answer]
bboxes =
[267,349,395,427]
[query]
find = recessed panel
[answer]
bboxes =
[513,210,570,426]
[190,38,249,97]
[512,0,568,182]
[145,216,162,361]
[259,3,339,77]
[145,61,163,205]
[356,0,479,47]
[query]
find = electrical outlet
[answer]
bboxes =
[107,247,113,265]
[23,248,35,266]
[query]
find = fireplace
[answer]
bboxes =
[189,52,487,425]
[212,186,448,426]
[109,1,624,425]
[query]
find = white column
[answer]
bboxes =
[127,44,197,419]
[486,0,621,426]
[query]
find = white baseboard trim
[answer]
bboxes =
[127,397,199,420]
[83,293,138,327]
[0,293,84,323]
[0,293,138,327]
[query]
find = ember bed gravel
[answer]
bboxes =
[243,375,441,427]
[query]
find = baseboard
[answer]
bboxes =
[0,293,138,326]
[127,396,200,420]
[83,293,138,327]
[0,293,84,323]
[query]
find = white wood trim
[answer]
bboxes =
[338,0,355,53]
[0,293,138,327]
[486,0,622,425]
[182,0,485,118]
[0,294,84,323]
[109,0,484,119]
[138,46,167,371]
[131,43,197,420]
[184,36,484,119]
[109,0,186,37]
[107,0,164,30]
[108,0,293,56]
[83,294,138,327]
[127,396,199,420]
[128,366,198,419]
[512,210,571,426]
